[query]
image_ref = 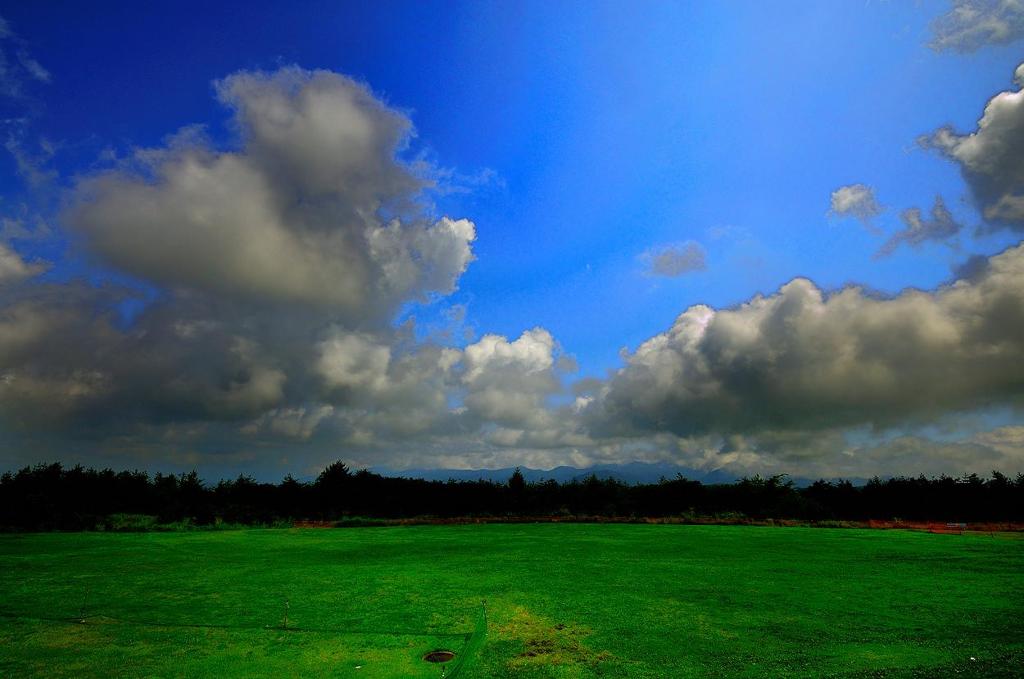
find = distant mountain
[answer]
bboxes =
[788,476,872,488]
[370,461,739,486]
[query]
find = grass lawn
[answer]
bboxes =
[0,524,1021,678]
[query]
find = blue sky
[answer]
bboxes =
[1,1,1024,479]
[6,1,1020,372]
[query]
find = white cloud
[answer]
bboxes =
[641,241,707,277]
[876,196,962,257]
[3,61,1024,479]
[317,332,392,394]
[69,68,476,317]
[0,14,49,98]
[930,0,1024,53]
[0,242,46,283]
[4,134,57,187]
[829,183,883,230]
[922,62,1024,229]
[16,51,48,83]
[462,329,556,383]
[587,241,1024,439]
[461,329,562,426]
[242,405,335,441]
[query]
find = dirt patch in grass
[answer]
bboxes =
[498,606,613,669]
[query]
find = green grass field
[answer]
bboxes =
[1,524,1021,678]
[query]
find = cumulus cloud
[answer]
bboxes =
[922,62,1024,229]
[875,196,963,257]
[241,405,335,441]
[461,328,561,426]
[0,285,129,426]
[929,0,1024,53]
[586,241,1024,439]
[3,62,1024,479]
[69,68,476,318]
[0,242,45,282]
[703,429,1024,479]
[302,327,465,443]
[0,281,475,453]
[306,326,583,453]
[845,435,1017,478]
[0,284,299,430]
[317,332,394,396]
[641,241,707,277]
[0,67,482,458]
[829,183,883,230]
[952,253,992,281]
[973,424,1024,459]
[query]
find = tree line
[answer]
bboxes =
[1,461,1022,531]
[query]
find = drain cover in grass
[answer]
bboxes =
[423,650,455,663]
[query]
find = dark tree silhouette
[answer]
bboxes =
[1,461,1022,531]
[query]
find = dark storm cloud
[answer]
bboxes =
[0,284,289,428]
